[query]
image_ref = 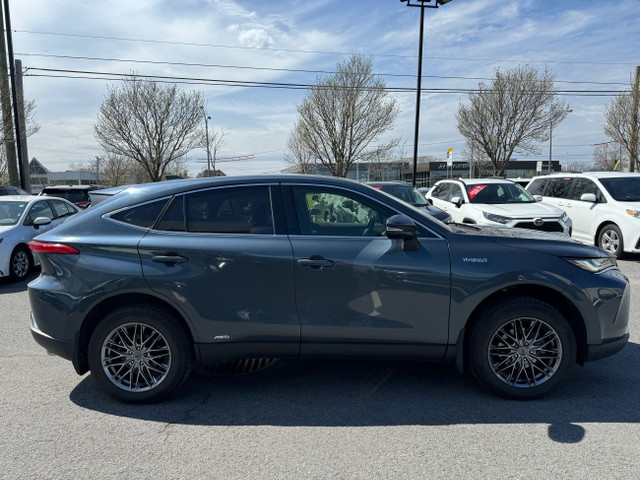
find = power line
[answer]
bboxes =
[15,52,631,86]
[15,29,640,67]
[23,67,629,96]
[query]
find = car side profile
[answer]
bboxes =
[0,195,79,281]
[28,176,629,403]
[39,185,103,209]
[427,178,572,235]
[526,172,640,258]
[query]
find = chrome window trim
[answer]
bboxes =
[283,182,444,240]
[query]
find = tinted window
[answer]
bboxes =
[186,186,274,234]
[156,196,185,232]
[377,185,427,206]
[598,177,640,202]
[110,199,169,228]
[570,178,605,202]
[545,178,572,199]
[26,201,55,225]
[448,184,464,202]
[291,186,397,237]
[526,178,547,196]
[50,200,77,218]
[431,183,451,199]
[42,189,89,203]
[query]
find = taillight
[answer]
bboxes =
[28,241,79,254]
[75,202,90,208]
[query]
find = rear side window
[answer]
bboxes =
[110,199,169,228]
[526,178,547,196]
[185,186,274,234]
[545,178,572,199]
[50,200,77,218]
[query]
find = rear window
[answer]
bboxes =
[42,189,89,203]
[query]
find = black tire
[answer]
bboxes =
[598,224,624,258]
[88,305,193,403]
[467,297,576,400]
[9,245,32,281]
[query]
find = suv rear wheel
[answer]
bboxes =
[88,305,193,403]
[468,297,576,399]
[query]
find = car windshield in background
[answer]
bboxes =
[466,183,535,204]
[598,177,640,202]
[377,185,428,206]
[0,201,27,226]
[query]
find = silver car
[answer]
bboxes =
[0,195,79,281]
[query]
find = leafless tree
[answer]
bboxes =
[363,139,403,181]
[457,65,571,176]
[295,55,400,177]
[593,142,626,171]
[94,76,204,182]
[284,124,316,174]
[92,154,130,186]
[461,138,492,177]
[604,81,639,171]
[0,95,40,185]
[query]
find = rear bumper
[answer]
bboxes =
[585,333,629,362]
[31,322,74,361]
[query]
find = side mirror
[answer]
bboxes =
[33,217,52,229]
[386,214,420,251]
[450,196,463,208]
[580,193,597,203]
[534,195,543,202]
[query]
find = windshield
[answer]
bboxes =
[0,201,28,226]
[377,185,428,206]
[466,183,535,204]
[598,177,640,202]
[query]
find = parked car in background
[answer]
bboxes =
[526,172,640,257]
[367,181,451,223]
[28,175,628,403]
[0,185,29,196]
[427,178,571,235]
[39,185,103,209]
[88,185,131,206]
[0,195,78,281]
[417,186,431,197]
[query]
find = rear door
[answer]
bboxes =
[137,184,299,360]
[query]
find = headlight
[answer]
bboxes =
[482,211,512,224]
[560,212,569,222]
[626,209,640,219]
[566,257,617,273]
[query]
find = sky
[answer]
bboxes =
[8,0,640,177]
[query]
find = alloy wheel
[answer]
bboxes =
[601,229,620,254]
[12,250,30,279]
[487,317,562,388]
[101,322,172,392]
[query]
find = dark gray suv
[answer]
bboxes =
[28,175,630,403]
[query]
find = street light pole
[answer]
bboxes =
[400,0,453,187]
[204,113,212,177]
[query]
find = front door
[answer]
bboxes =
[285,184,451,360]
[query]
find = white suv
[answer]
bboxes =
[426,178,571,235]
[526,172,640,257]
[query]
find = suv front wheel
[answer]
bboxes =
[598,224,624,258]
[468,297,576,399]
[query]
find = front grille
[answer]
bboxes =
[514,221,564,233]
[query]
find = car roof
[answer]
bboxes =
[531,172,640,180]
[436,178,516,186]
[41,185,102,191]
[0,195,42,202]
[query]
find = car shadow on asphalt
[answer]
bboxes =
[70,340,640,444]
[0,271,39,294]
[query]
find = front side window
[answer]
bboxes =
[448,184,464,202]
[185,186,274,234]
[25,201,55,225]
[431,183,451,200]
[570,178,605,202]
[291,187,397,237]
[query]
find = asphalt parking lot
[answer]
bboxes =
[2,259,640,479]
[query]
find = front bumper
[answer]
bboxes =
[586,333,629,361]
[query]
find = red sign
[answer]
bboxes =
[467,185,487,199]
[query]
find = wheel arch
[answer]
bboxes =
[74,292,196,375]
[458,284,588,373]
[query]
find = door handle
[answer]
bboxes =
[152,254,189,264]
[297,255,335,269]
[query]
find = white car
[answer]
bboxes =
[526,172,640,257]
[0,195,79,281]
[426,178,571,235]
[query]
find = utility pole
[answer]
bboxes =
[15,59,30,191]
[204,113,212,176]
[630,66,640,173]
[548,121,553,174]
[0,5,18,186]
